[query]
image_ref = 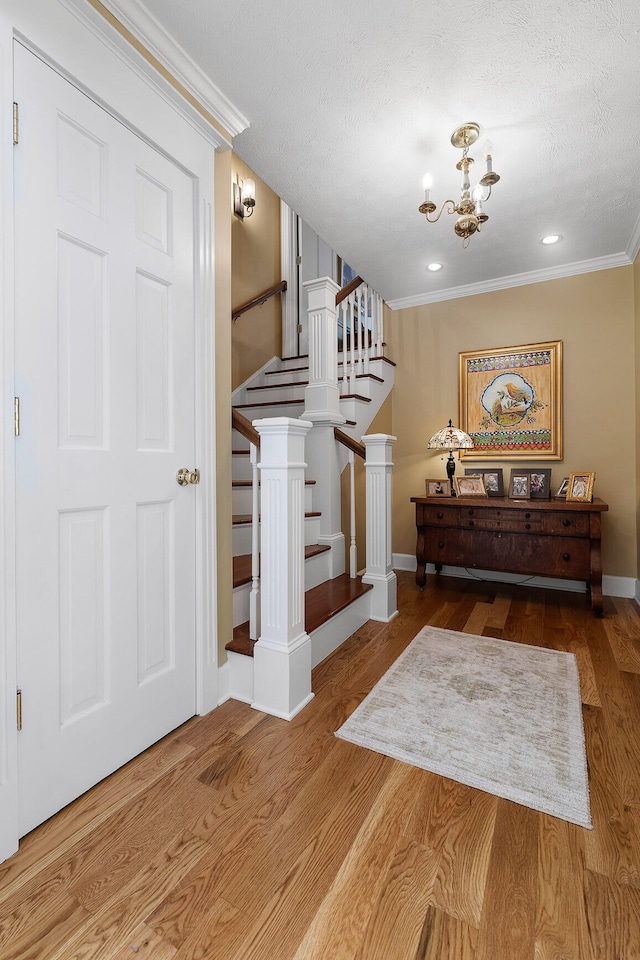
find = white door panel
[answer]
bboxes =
[15,44,198,835]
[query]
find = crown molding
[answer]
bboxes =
[386,252,633,310]
[87,0,249,140]
[627,210,640,265]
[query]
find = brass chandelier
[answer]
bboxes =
[418,122,500,245]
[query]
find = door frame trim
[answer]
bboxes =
[0,0,225,863]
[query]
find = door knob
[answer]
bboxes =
[176,467,200,486]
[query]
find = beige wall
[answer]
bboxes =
[231,156,283,390]
[386,268,637,578]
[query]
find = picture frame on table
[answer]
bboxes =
[425,478,452,498]
[566,472,595,503]
[554,477,570,499]
[453,475,487,498]
[464,467,504,497]
[529,468,552,500]
[509,470,530,499]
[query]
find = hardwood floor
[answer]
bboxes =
[2,571,640,959]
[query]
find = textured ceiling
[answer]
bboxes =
[119,0,640,305]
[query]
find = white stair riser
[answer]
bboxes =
[233,513,321,555]
[235,401,305,419]
[232,485,313,514]
[264,368,309,385]
[310,591,372,668]
[245,384,306,404]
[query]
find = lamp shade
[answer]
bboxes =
[427,419,474,450]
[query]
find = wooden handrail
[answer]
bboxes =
[232,280,287,323]
[233,408,260,448]
[336,275,364,306]
[334,427,365,459]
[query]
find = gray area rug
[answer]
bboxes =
[336,626,592,828]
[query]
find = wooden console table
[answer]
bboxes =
[410,495,609,615]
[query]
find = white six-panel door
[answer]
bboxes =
[14,42,199,835]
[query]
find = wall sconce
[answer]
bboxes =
[233,177,256,219]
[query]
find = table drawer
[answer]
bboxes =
[420,505,459,526]
[541,512,590,536]
[427,529,591,580]
[459,516,542,533]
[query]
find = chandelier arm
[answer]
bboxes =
[424,199,457,224]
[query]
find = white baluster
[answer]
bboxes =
[377,292,384,356]
[349,292,356,392]
[356,287,363,371]
[349,450,357,578]
[363,283,370,375]
[249,441,260,641]
[340,299,348,396]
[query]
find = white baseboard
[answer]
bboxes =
[392,553,636,599]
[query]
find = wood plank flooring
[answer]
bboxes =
[3,571,640,958]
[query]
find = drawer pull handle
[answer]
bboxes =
[525,523,531,530]
[468,509,474,516]
[563,552,571,561]
[469,520,474,527]
[437,512,443,519]
[438,541,445,549]
[525,512,531,519]
[563,519,571,527]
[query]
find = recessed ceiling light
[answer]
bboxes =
[540,234,562,245]
[427,262,443,271]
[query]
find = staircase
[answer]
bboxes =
[225,276,396,717]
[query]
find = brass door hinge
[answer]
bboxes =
[16,689,22,731]
[13,102,18,145]
[14,397,20,436]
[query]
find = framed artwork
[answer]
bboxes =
[554,477,570,499]
[458,341,563,460]
[529,468,552,500]
[464,467,504,497]
[425,478,452,498]
[566,472,595,502]
[453,475,487,498]
[509,470,530,499]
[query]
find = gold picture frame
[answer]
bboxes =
[458,340,563,460]
[425,478,452,498]
[453,475,487,498]
[566,472,595,502]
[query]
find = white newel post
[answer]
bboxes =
[361,434,398,622]
[252,417,314,720]
[302,277,345,424]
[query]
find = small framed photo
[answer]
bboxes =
[566,472,595,503]
[554,477,570,499]
[465,467,504,497]
[425,478,452,498]
[509,470,530,499]
[454,475,487,498]
[529,469,552,500]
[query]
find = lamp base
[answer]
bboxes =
[447,451,456,496]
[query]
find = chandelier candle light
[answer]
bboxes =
[427,419,474,495]
[419,122,500,245]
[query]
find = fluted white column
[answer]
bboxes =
[361,434,398,622]
[252,417,314,720]
[302,277,345,423]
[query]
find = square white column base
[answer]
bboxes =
[361,571,398,622]
[251,633,314,720]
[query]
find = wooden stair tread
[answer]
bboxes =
[227,574,372,656]
[233,543,331,588]
[233,511,321,525]
[247,380,308,390]
[340,394,371,402]
[234,399,305,409]
[233,478,316,487]
[232,449,250,455]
